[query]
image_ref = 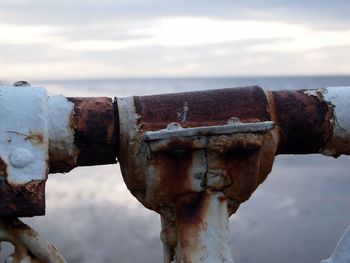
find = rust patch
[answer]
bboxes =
[134,86,271,131]
[160,221,177,247]
[272,90,331,154]
[148,138,196,204]
[25,133,44,145]
[206,131,278,215]
[212,140,261,212]
[175,192,208,226]
[174,192,211,262]
[218,195,227,203]
[0,156,7,177]
[67,97,117,166]
[0,180,45,217]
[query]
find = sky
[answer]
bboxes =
[0,0,350,80]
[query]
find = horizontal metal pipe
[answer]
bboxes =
[1,85,348,216]
[0,91,118,216]
[126,86,350,158]
[48,85,350,171]
[269,89,332,154]
[49,96,117,173]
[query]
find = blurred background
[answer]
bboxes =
[1,1,350,262]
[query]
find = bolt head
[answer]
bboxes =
[9,148,34,168]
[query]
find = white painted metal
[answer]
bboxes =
[322,86,350,156]
[0,218,67,263]
[144,121,274,141]
[48,95,78,168]
[175,192,234,263]
[0,86,77,185]
[0,86,49,185]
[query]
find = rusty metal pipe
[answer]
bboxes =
[129,86,350,157]
[0,89,117,217]
[49,97,117,173]
[1,86,348,215]
[44,86,350,173]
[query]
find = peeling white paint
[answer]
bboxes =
[48,95,78,166]
[144,121,274,141]
[0,218,67,263]
[0,86,49,185]
[117,97,139,142]
[322,87,350,156]
[303,89,322,97]
[117,96,148,198]
[176,102,189,122]
[175,192,234,263]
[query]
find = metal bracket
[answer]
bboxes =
[118,92,279,263]
[144,119,274,141]
[0,218,66,263]
[141,120,278,262]
[0,86,50,216]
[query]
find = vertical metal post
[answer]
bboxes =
[175,191,233,262]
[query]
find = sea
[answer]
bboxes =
[2,76,350,263]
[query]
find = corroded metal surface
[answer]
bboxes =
[0,181,45,217]
[117,86,279,262]
[134,86,271,130]
[0,89,118,216]
[49,96,117,172]
[270,86,350,157]
[116,85,350,262]
[67,97,117,168]
[304,87,350,157]
[0,86,49,217]
[270,90,331,154]
[175,191,233,263]
[0,218,66,263]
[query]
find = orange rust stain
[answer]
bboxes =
[175,192,209,226]
[222,148,261,204]
[272,90,331,154]
[135,86,271,131]
[0,180,46,216]
[208,134,266,215]
[106,124,115,144]
[320,106,336,155]
[265,91,277,124]
[218,195,228,203]
[67,97,117,167]
[175,192,211,262]
[25,133,44,144]
[149,138,195,203]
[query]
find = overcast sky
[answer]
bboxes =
[0,0,349,80]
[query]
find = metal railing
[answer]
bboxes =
[0,83,349,262]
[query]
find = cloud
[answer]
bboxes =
[2,17,349,52]
[0,1,349,80]
[0,24,64,45]
[43,17,350,52]
[0,0,349,27]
